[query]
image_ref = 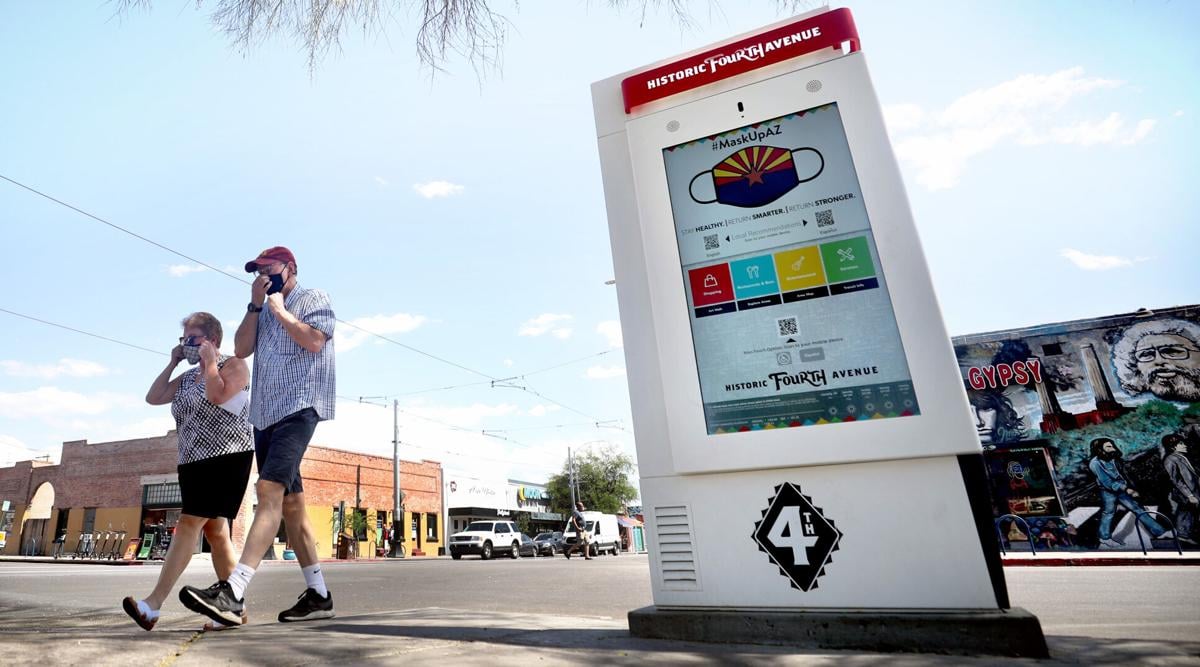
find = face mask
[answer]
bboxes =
[183,344,202,365]
[689,146,824,208]
[266,270,287,295]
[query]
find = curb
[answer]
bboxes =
[1002,556,1200,566]
[0,557,145,566]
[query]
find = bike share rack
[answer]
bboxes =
[995,514,1037,556]
[1131,510,1183,556]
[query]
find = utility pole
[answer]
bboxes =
[360,396,405,558]
[390,398,405,558]
[568,447,577,507]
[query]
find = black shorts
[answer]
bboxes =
[178,450,254,520]
[254,407,319,495]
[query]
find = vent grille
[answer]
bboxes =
[653,505,699,591]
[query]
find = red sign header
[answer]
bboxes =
[621,8,860,114]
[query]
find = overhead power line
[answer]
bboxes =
[2,173,616,421]
[0,174,249,284]
[0,307,167,357]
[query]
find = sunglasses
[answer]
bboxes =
[178,335,207,346]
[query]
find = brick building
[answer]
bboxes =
[0,432,443,559]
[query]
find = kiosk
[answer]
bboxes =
[592,7,1047,656]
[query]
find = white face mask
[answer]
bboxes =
[183,344,202,365]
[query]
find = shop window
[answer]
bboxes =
[1042,343,1063,356]
[83,508,97,535]
[426,513,438,541]
[143,482,182,506]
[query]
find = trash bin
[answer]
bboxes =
[336,534,351,560]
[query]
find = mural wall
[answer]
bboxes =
[953,305,1200,551]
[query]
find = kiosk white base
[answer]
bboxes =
[628,605,1050,658]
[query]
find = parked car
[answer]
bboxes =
[563,511,621,557]
[448,520,523,560]
[517,533,539,558]
[532,531,564,556]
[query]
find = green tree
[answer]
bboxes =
[547,446,638,516]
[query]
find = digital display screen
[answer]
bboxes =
[663,102,920,435]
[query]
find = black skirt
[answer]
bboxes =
[178,450,254,520]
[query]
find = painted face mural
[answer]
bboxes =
[1113,319,1200,402]
[689,146,824,208]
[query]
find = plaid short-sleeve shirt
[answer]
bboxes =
[249,284,336,429]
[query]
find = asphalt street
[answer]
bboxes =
[1,555,1198,665]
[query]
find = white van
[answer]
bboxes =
[562,511,620,557]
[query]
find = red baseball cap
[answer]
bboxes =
[244,246,297,273]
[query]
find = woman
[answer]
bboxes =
[123,312,254,631]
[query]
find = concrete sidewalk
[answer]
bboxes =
[2,607,1197,666]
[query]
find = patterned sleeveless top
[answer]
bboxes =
[171,355,254,465]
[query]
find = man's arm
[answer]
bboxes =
[265,290,334,354]
[234,309,259,359]
[1165,457,1200,503]
[235,275,270,359]
[1088,458,1126,493]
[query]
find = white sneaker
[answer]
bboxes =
[1099,538,1124,549]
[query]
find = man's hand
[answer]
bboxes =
[169,344,185,366]
[251,274,270,307]
[266,292,286,317]
[1129,489,1140,498]
[198,339,219,373]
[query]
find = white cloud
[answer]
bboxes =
[888,67,1155,190]
[0,434,54,466]
[502,359,515,368]
[518,313,573,337]
[167,264,208,277]
[0,358,110,379]
[1172,110,1185,118]
[413,180,465,199]
[528,404,561,417]
[1059,248,1142,271]
[0,387,140,419]
[374,176,390,187]
[585,364,626,380]
[596,320,623,349]
[1123,118,1157,145]
[338,313,429,352]
[882,103,924,133]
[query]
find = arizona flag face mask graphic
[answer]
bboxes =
[690,146,824,208]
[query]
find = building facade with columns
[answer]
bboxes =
[0,431,443,559]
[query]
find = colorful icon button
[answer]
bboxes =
[687,263,735,307]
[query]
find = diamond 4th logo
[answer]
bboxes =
[752,482,843,591]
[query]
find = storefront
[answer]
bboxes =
[444,473,561,538]
[0,434,444,559]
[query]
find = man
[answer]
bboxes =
[1161,434,1199,546]
[1112,318,1200,402]
[1087,437,1168,549]
[565,501,592,560]
[179,246,337,626]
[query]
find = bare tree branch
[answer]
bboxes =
[112,1,828,74]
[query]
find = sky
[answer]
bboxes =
[1,1,1198,482]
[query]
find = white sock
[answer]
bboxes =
[227,563,255,600]
[302,563,328,598]
[138,599,160,620]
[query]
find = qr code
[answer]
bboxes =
[704,234,720,250]
[816,209,834,227]
[776,317,799,337]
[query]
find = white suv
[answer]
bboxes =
[448,520,522,560]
